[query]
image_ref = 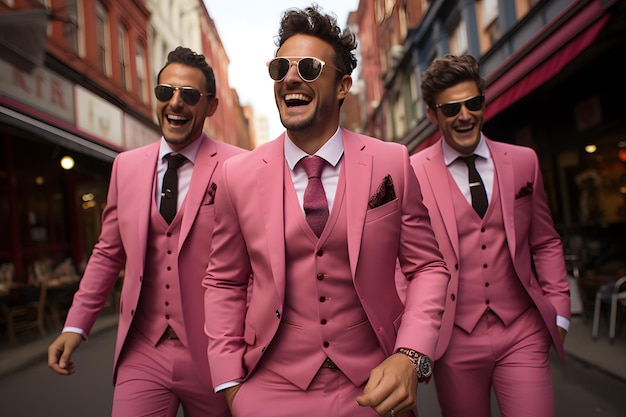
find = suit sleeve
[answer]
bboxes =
[203,157,252,388]
[395,146,450,358]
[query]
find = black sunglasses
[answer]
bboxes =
[434,95,485,117]
[154,84,214,105]
[267,56,342,82]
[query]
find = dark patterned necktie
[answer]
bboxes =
[460,155,488,218]
[160,154,187,224]
[300,156,329,237]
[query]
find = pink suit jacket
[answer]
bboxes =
[63,133,246,382]
[409,137,570,361]
[203,128,450,389]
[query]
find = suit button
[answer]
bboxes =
[319,296,326,302]
[275,310,280,318]
[323,341,330,347]
[321,319,327,325]
[316,250,324,256]
[317,273,325,280]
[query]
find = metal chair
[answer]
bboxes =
[609,276,626,343]
[592,275,626,342]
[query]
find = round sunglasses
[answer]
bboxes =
[267,56,342,83]
[434,95,485,118]
[154,84,214,105]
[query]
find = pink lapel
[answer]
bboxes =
[487,140,517,259]
[342,130,372,278]
[421,143,461,260]
[256,135,288,299]
[179,134,217,247]
[133,142,160,267]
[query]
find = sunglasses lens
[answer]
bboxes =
[268,58,290,81]
[155,85,174,102]
[181,88,201,105]
[466,95,485,111]
[298,58,323,82]
[440,103,461,118]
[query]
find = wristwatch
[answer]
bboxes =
[396,348,432,381]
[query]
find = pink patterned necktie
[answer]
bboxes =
[300,156,329,237]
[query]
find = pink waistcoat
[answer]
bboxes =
[450,172,531,333]
[131,194,188,347]
[260,162,385,390]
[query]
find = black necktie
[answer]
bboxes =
[160,154,187,224]
[460,155,488,218]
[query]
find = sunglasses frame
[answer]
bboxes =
[154,84,214,105]
[267,56,342,83]
[434,95,485,118]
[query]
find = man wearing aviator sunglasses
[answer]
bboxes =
[48,46,246,417]
[204,5,449,417]
[405,54,570,417]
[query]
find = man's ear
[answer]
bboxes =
[205,96,219,117]
[337,75,352,100]
[426,106,439,126]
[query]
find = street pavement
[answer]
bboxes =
[0,311,624,416]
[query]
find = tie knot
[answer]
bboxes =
[300,156,326,179]
[165,153,187,170]
[459,154,478,166]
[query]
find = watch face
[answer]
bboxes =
[418,355,432,377]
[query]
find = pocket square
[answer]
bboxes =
[206,182,217,205]
[368,174,396,209]
[515,182,533,199]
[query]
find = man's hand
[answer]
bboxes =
[224,384,242,409]
[558,325,567,343]
[47,332,83,375]
[356,353,418,416]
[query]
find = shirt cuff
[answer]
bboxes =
[556,315,570,332]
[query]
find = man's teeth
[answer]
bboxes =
[285,93,310,102]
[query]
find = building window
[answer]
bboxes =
[482,0,501,45]
[95,1,110,76]
[66,0,79,53]
[450,19,468,55]
[117,23,130,89]
[135,43,148,102]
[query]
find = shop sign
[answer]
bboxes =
[0,58,74,123]
[75,85,123,147]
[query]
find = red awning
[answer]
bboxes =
[485,2,610,120]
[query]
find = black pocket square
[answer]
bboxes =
[207,182,217,205]
[368,175,396,209]
[515,182,533,199]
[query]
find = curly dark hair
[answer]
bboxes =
[275,4,357,78]
[420,54,486,109]
[157,46,216,94]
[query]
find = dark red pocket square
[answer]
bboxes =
[368,175,396,209]
[515,182,533,199]
[207,182,217,204]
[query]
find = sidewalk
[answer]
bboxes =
[0,311,119,379]
[1,311,625,383]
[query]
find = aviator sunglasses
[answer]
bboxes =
[154,84,214,105]
[435,95,485,118]
[267,56,342,82]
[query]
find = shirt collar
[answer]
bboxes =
[159,134,204,164]
[284,127,344,170]
[442,134,490,167]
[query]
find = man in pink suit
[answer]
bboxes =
[409,54,571,417]
[202,5,450,417]
[47,47,245,417]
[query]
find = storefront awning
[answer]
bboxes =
[1,105,118,162]
[485,2,610,120]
